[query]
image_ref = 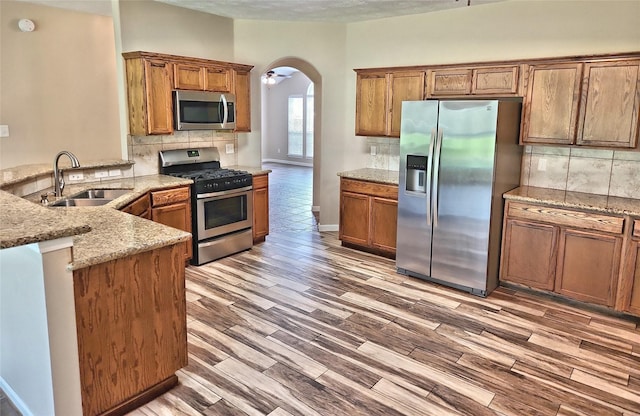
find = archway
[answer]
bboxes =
[260,57,322,220]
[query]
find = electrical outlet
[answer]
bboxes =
[370,145,377,156]
[108,169,121,177]
[68,173,84,181]
[226,143,234,154]
[537,158,547,171]
[0,125,9,138]
[95,170,109,178]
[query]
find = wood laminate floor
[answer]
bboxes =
[129,231,640,416]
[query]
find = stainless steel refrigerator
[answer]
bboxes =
[396,100,522,296]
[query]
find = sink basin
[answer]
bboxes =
[69,188,131,199]
[50,198,113,207]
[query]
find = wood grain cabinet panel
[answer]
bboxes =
[355,72,388,136]
[371,197,398,252]
[173,63,204,90]
[73,244,187,416]
[388,71,426,137]
[624,240,640,315]
[233,68,251,132]
[577,60,640,148]
[501,219,558,291]
[555,228,622,307]
[340,191,370,247]
[521,63,583,145]
[205,66,232,92]
[252,174,269,243]
[151,187,192,261]
[472,66,519,95]
[120,194,151,219]
[429,69,472,95]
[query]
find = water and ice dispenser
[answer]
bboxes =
[405,155,428,193]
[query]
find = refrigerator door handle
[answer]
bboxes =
[426,128,436,226]
[432,128,444,227]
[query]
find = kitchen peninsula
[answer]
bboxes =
[0,172,193,416]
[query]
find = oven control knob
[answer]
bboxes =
[213,183,219,190]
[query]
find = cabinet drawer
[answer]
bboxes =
[634,219,640,238]
[253,174,268,190]
[340,178,398,200]
[506,201,623,234]
[151,187,190,207]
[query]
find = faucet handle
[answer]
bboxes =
[40,191,56,205]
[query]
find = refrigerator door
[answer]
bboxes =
[431,100,498,294]
[396,100,439,278]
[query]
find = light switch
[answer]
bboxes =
[0,125,9,138]
[371,146,377,156]
[537,158,547,171]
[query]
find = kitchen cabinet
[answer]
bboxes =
[150,186,192,261]
[233,68,252,132]
[73,243,187,416]
[124,56,173,136]
[618,219,640,315]
[522,58,640,148]
[123,51,254,135]
[339,177,398,257]
[253,173,269,243]
[427,66,520,97]
[576,60,640,148]
[120,193,151,219]
[355,70,425,137]
[501,201,624,308]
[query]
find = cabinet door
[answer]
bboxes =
[500,219,558,290]
[121,193,151,219]
[388,71,425,137]
[370,197,397,253]
[428,69,472,96]
[340,191,370,246]
[233,69,251,132]
[577,60,640,148]
[624,239,640,315]
[521,63,582,145]
[555,228,622,307]
[252,175,269,241]
[174,63,204,90]
[205,66,232,92]
[152,202,192,261]
[472,66,519,95]
[355,73,387,136]
[144,59,174,135]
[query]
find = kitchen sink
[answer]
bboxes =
[69,188,131,199]
[50,198,113,207]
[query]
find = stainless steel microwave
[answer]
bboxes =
[173,90,236,131]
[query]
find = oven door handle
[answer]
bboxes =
[197,185,253,199]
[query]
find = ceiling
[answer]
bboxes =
[19,0,506,22]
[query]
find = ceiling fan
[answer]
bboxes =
[262,70,291,85]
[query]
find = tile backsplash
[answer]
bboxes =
[128,130,238,176]
[364,138,640,200]
[522,145,640,199]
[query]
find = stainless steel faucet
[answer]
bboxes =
[53,151,80,197]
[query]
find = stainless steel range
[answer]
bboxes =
[159,148,253,265]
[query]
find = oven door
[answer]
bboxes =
[196,186,253,240]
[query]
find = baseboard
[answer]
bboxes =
[318,224,339,232]
[0,377,33,416]
[262,159,313,168]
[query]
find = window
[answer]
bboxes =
[287,82,314,159]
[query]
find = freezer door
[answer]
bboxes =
[431,100,498,293]
[396,100,439,278]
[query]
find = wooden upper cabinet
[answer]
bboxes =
[144,59,174,135]
[388,71,425,137]
[205,66,232,92]
[356,72,388,136]
[233,68,251,132]
[174,63,205,90]
[521,63,583,145]
[428,69,472,95]
[472,66,519,95]
[577,60,640,148]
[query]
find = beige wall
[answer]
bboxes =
[0,1,121,169]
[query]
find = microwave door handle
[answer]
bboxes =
[221,94,228,125]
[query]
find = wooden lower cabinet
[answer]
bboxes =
[253,174,269,243]
[501,200,629,312]
[618,220,640,315]
[339,178,398,257]
[73,243,187,416]
[151,187,192,261]
[120,193,151,219]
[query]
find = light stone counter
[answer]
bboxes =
[228,165,272,176]
[504,186,640,217]
[3,174,193,270]
[337,168,399,186]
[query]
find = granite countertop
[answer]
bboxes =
[2,174,193,270]
[337,168,399,186]
[504,186,640,217]
[229,165,272,176]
